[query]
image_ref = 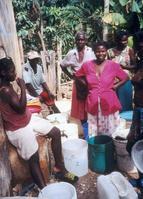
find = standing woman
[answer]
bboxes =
[75,41,128,137]
[60,31,95,123]
[108,30,135,112]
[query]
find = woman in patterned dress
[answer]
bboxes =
[108,30,135,112]
[75,41,128,137]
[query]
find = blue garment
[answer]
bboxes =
[117,80,133,112]
[126,107,143,154]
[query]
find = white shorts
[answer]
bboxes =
[6,115,53,160]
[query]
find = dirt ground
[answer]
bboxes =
[75,170,98,199]
[13,169,99,198]
[19,166,139,199]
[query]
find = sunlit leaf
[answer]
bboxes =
[119,0,129,6]
[103,13,126,25]
[131,0,141,13]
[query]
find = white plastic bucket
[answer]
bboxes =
[132,140,143,173]
[113,138,137,173]
[46,113,68,124]
[62,139,88,177]
[97,172,138,199]
[56,123,78,143]
[38,182,77,199]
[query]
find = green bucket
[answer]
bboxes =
[88,135,115,174]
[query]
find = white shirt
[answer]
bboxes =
[60,46,96,71]
[23,62,45,95]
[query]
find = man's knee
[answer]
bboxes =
[48,127,61,140]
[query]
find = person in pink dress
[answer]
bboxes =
[60,31,95,123]
[75,41,129,137]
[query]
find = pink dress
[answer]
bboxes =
[76,60,128,136]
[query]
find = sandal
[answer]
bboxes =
[129,178,143,188]
[129,179,139,187]
[54,171,79,184]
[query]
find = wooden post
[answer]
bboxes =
[0,115,12,196]
[41,50,56,95]
[18,37,24,65]
[0,0,21,76]
[56,40,62,99]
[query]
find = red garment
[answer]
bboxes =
[0,100,31,131]
[75,60,128,116]
[40,91,55,106]
[70,82,87,120]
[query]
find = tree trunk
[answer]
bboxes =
[0,116,12,196]
[8,136,50,187]
[56,40,62,99]
[0,0,21,76]
[103,0,109,41]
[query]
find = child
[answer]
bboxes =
[0,57,78,189]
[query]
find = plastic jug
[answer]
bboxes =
[38,182,77,199]
[62,139,88,177]
[88,135,115,173]
[55,123,78,143]
[46,113,68,124]
[132,140,143,173]
[97,172,138,199]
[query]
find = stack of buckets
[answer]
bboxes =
[82,122,115,174]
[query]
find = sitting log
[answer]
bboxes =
[0,116,12,196]
[8,136,50,187]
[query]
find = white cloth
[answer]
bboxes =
[6,114,53,160]
[60,46,96,71]
[23,62,45,95]
[88,99,120,137]
[88,112,120,137]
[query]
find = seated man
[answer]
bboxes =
[23,51,60,113]
[0,57,78,189]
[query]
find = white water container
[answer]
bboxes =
[38,182,77,199]
[97,175,119,199]
[62,139,88,177]
[56,123,78,143]
[97,172,138,199]
[46,113,68,124]
[132,140,143,173]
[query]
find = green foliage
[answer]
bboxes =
[119,0,129,6]
[12,0,143,53]
[109,0,143,31]
[12,0,104,53]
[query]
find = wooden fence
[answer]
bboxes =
[41,48,72,100]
